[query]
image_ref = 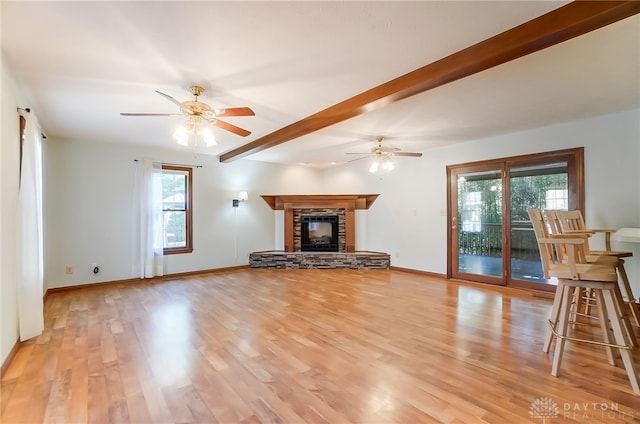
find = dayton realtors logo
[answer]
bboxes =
[529,397,560,422]
[529,397,636,421]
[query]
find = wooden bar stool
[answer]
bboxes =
[533,209,636,348]
[528,208,640,395]
[545,209,640,328]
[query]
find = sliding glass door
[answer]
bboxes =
[451,166,505,285]
[447,148,583,291]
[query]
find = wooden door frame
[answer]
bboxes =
[447,163,507,286]
[446,148,584,291]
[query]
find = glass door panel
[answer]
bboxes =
[455,168,504,282]
[509,163,568,286]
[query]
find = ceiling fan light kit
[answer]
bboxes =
[347,136,421,173]
[173,116,216,147]
[120,85,254,148]
[369,155,395,173]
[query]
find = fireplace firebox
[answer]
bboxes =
[301,215,339,252]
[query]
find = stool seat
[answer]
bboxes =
[548,262,617,282]
[591,249,634,258]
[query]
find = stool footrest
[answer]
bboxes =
[548,320,632,350]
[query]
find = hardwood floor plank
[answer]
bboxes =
[125,392,153,424]
[161,384,197,423]
[179,383,218,423]
[42,368,71,422]
[67,352,89,423]
[87,373,109,423]
[2,269,639,423]
[138,379,174,423]
[0,342,35,382]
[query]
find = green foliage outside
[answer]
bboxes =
[457,173,567,225]
[457,172,567,257]
[510,174,568,222]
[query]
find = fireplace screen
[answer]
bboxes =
[301,215,338,251]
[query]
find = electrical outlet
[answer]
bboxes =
[65,266,73,274]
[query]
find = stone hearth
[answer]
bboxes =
[249,251,390,269]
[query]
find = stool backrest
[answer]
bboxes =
[544,209,596,257]
[527,208,555,279]
[528,207,592,280]
[543,209,563,236]
[553,210,587,233]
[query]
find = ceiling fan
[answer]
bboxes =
[346,136,422,172]
[120,85,254,137]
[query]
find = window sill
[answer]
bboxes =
[164,247,193,255]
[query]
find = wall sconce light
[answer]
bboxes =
[232,191,249,207]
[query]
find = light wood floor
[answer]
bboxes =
[2,269,639,423]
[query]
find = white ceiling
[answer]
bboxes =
[2,2,638,168]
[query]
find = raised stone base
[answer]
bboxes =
[249,251,390,269]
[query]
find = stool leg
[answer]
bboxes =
[617,259,640,327]
[570,287,582,329]
[602,288,640,395]
[593,289,616,365]
[552,283,573,377]
[545,284,565,353]
[573,287,596,327]
[584,288,596,317]
[612,282,638,347]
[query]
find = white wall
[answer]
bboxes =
[0,54,26,365]
[323,109,640,293]
[43,139,324,288]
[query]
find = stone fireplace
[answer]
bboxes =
[251,194,389,269]
[260,194,379,253]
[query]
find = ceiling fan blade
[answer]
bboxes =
[210,119,251,137]
[393,152,423,157]
[120,113,182,117]
[155,90,183,108]
[215,107,255,117]
[347,155,374,163]
[345,152,370,155]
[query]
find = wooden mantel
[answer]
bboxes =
[260,194,379,211]
[261,194,380,253]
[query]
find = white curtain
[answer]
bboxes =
[17,112,44,341]
[133,159,164,278]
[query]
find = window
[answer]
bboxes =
[545,189,569,210]
[162,165,193,254]
[461,191,482,232]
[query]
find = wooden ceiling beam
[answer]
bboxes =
[219,1,640,163]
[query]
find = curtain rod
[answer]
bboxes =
[17,107,48,139]
[133,159,203,168]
